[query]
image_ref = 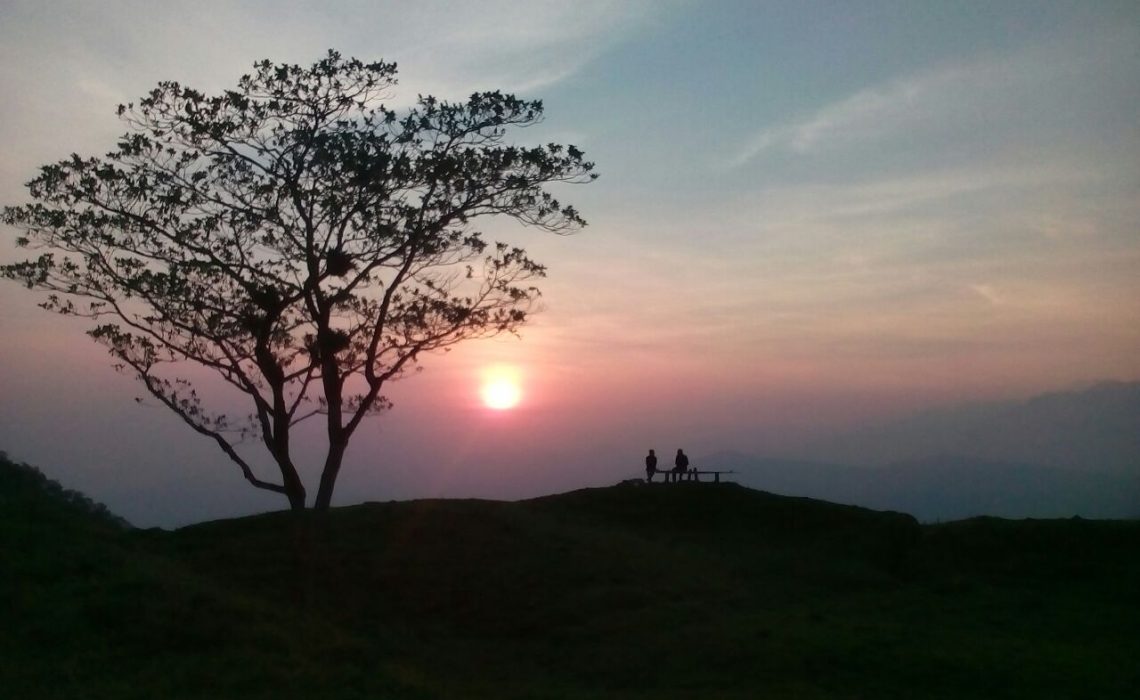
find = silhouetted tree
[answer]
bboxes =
[2,51,595,510]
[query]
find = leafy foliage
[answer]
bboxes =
[2,51,595,508]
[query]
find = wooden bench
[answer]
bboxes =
[651,469,736,484]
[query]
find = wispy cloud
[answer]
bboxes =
[0,1,657,199]
[376,0,658,98]
[728,27,1140,168]
[560,147,1138,388]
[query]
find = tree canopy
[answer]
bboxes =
[2,51,595,510]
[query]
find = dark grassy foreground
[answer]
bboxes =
[3,455,1139,699]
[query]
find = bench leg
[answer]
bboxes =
[714,473,720,483]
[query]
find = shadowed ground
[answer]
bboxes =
[3,454,1138,699]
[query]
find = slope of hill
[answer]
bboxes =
[709,452,1140,521]
[0,450,132,531]
[800,381,1140,472]
[0,453,418,699]
[5,454,1140,699]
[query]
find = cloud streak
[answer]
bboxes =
[0,1,656,199]
[728,26,1140,167]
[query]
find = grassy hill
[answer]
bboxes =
[3,453,1139,699]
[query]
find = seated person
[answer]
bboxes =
[673,448,690,481]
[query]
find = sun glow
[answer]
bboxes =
[480,365,523,410]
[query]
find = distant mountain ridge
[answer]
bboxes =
[700,382,1140,521]
[798,381,1140,472]
[704,452,1140,522]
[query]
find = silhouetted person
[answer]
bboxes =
[645,449,658,482]
[673,449,689,482]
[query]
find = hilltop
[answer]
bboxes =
[3,453,1139,699]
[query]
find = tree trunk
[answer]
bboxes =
[313,440,347,511]
[275,455,307,511]
[285,475,307,511]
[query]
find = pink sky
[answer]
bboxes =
[2,2,1138,525]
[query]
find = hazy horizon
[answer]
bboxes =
[2,1,1138,526]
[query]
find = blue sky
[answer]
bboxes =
[1,1,1137,525]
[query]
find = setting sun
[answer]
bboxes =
[480,365,523,410]
[482,379,521,410]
